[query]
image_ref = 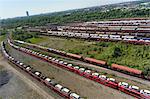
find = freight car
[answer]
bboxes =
[59,25,150,33]
[1,42,82,99]
[41,31,150,45]
[111,64,143,77]
[7,40,150,99]
[66,53,83,60]
[26,25,150,45]
[84,57,107,67]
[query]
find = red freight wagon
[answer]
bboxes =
[84,57,106,66]
[111,64,142,76]
[66,53,82,59]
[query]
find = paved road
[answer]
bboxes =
[0,57,55,99]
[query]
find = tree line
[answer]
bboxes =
[1,8,150,28]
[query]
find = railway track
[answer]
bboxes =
[0,59,55,99]
[14,39,150,81]
[39,31,150,45]
[13,40,150,86]
[1,41,83,99]
[8,39,150,99]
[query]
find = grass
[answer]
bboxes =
[23,36,150,71]
[27,36,92,50]
[26,37,48,44]
[0,65,4,70]
[0,35,6,42]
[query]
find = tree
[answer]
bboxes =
[112,47,122,58]
[143,65,150,77]
[1,8,150,28]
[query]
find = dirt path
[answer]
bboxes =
[0,58,55,99]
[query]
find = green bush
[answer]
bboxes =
[112,47,122,58]
[97,42,109,47]
[0,29,7,36]
[93,47,97,51]
[12,30,39,41]
[143,65,150,77]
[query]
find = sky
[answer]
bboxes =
[0,0,136,19]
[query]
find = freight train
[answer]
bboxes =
[25,19,150,45]
[1,41,82,99]
[86,19,150,26]
[40,31,150,45]
[14,39,150,80]
[8,39,150,99]
[58,25,150,33]
[27,26,150,42]
[58,19,150,34]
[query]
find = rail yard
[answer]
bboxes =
[0,18,149,99]
[1,35,148,98]
[0,0,150,99]
[26,18,150,45]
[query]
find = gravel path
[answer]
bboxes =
[0,57,55,99]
